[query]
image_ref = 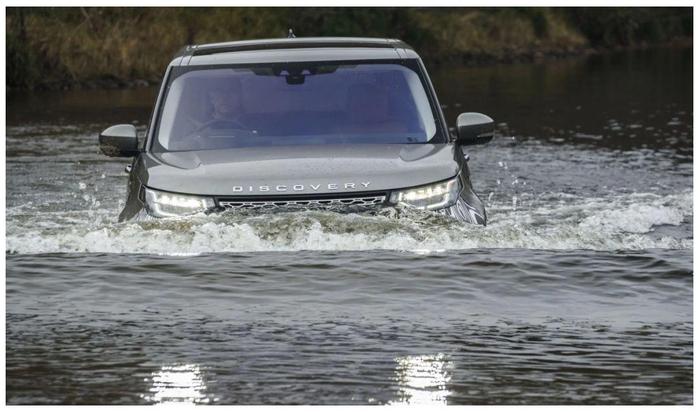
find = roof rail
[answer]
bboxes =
[178,37,408,58]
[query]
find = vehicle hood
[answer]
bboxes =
[142,144,459,196]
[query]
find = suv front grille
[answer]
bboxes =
[217,193,387,211]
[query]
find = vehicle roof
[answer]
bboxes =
[172,37,420,66]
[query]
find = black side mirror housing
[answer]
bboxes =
[456,112,494,145]
[99,124,139,157]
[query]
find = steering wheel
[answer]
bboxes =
[190,118,248,134]
[183,118,249,149]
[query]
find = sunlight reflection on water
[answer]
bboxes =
[390,353,453,405]
[142,364,212,404]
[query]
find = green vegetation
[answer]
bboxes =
[6,7,692,90]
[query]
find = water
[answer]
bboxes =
[6,47,693,404]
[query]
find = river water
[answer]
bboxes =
[6,47,693,404]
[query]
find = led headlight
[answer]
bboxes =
[144,187,215,218]
[389,177,461,211]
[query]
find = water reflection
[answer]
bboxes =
[142,363,210,404]
[390,353,453,405]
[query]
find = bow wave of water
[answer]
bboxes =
[5,190,693,254]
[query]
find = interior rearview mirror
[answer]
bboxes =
[99,124,139,157]
[456,112,494,145]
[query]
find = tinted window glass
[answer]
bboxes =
[154,61,441,152]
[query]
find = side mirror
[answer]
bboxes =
[99,124,139,157]
[456,112,494,145]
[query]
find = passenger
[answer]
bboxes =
[345,83,407,134]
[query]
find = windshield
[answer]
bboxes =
[153,60,442,152]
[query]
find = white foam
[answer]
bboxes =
[5,190,692,255]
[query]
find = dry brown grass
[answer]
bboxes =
[6,7,690,89]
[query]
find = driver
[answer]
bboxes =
[178,78,250,149]
[207,79,244,122]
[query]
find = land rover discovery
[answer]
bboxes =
[98,37,494,225]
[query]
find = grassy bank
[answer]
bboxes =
[6,7,692,90]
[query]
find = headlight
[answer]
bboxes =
[144,187,215,218]
[389,177,461,210]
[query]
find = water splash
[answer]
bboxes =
[6,190,692,255]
